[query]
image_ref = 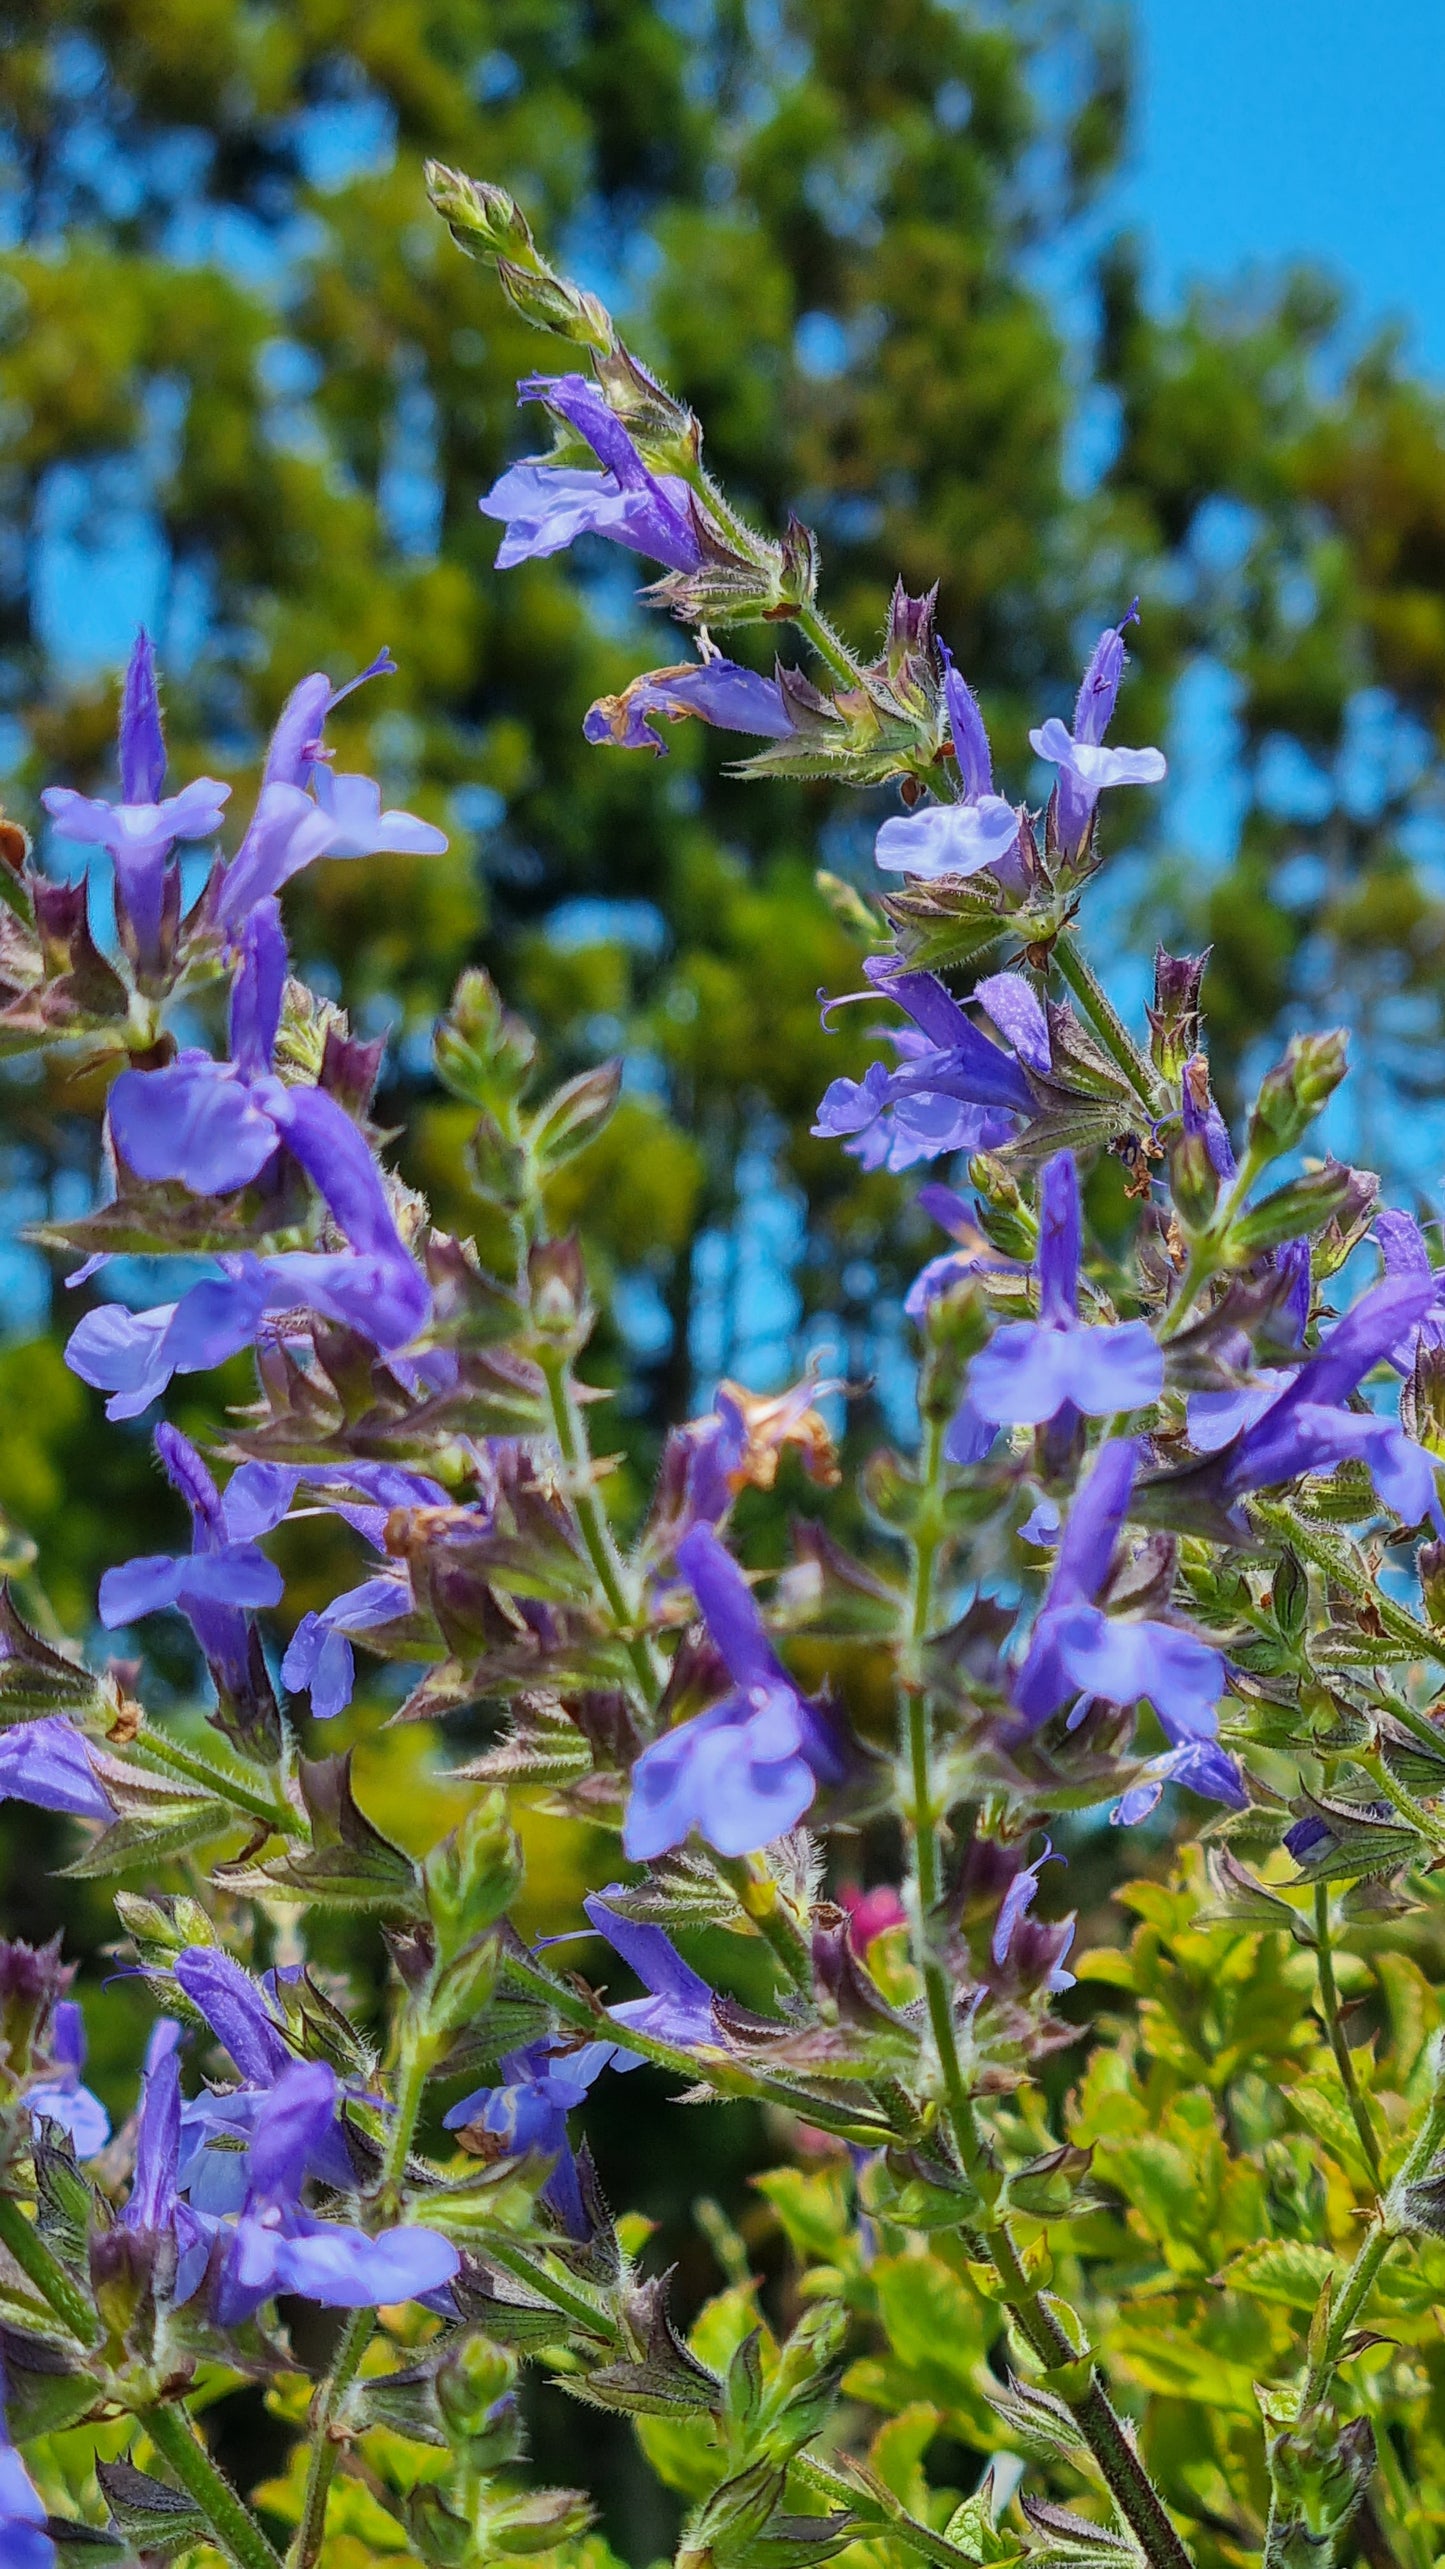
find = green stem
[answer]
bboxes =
[711,1849,814,1994]
[476,2229,615,2342]
[1252,1502,1445,1672]
[1303,2041,1445,2410]
[791,2452,984,2569]
[502,1947,893,2145]
[0,2189,100,2346]
[1312,1883,1383,2187]
[1052,930,1165,1116]
[1156,1152,1264,1346]
[795,603,863,692]
[1359,1749,1445,1856]
[899,1429,1194,2569]
[143,2401,284,2569]
[539,1346,663,1713]
[288,2029,431,2569]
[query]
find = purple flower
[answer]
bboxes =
[282,1574,413,1719]
[41,631,230,972]
[1111,1740,1248,1829]
[172,1946,294,2087]
[1376,1209,1445,1364]
[0,1720,113,1824]
[624,1524,845,1860]
[26,1999,111,2158]
[104,903,428,1329]
[443,2039,611,2238]
[1214,1273,1443,1524]
[1181,1051,1237,1181]
[583,1892,719,2050]
[214,651,445,931]
[584,657,794,753]
[1028,606,1166,857]
[814,968,1037,1173]
[98,1427,283,1708]
[989,1840,1076,1993]
[965,1153,1163,1425]
[905,1180,1027,1320]
[1012,1440,1237,1802]
[67,1245,431,1422]
[481,374,703,573]
[0,2361,53,2569]
[874,644,1021,879]
[211,2060,458,2324]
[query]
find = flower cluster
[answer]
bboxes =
[0,169,1443,2569]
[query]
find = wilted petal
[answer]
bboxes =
[585,658,793,753]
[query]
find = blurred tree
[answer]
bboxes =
[5,0,1445,1584]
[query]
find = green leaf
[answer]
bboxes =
[1219,2238,1336,2312]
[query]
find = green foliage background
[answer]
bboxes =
[8,2,1445,2555]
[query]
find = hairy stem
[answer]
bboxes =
[711,1849,814,1994]
[539,1345,664,1713]
[1053,930,1165,1116]
[795,602,864,692]
[899,1422,1194,2569]
[1253,1503,1445,1672]
[0,2188,100,2346]
[1313,1883,1384,2188]
[288,2030,430,2569]
[1303,2040,1445,2411]
[143,2400,284,2569]
[502,1946,893,2145]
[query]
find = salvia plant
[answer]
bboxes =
[3,167,1445,2569]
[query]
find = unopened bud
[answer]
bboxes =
[425,165,539,269]
[1230,1165,1357,1258]
[436,2337,520,2463]
[1169,1129,1219,1231]
[527,1234,590,1340]
[435,968,536,1110]
[496,258,615,354]
[1246,1030,1348,1163]
[968,1153,1036,1259]
[918,1280,989,1424]
[424,1791,523,1960]
[1418,1540,1445,1625]
[1147,946,1208,1079]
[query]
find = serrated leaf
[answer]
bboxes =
[1219,2239,1336,2311]
[96,2457,208,2558]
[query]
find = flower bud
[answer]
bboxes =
[967,1153,1036,1259]
[424,165,539,268]
[435,969,536,1111]
[1419,1540,1445,1626]
[424,1791,523,1959]
[1168,1127,1219,1231]
[496,258,615,354]
[436,2337,522,2466]
[527,1234,591,1341]
[1230,1164,1357,1258]
[0,1939,74,2084]
[1147,946,1209,1079]
[918,1278,988,1425]
[1246,1030,1348,1164]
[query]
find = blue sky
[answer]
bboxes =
[1121,0,1445,379]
